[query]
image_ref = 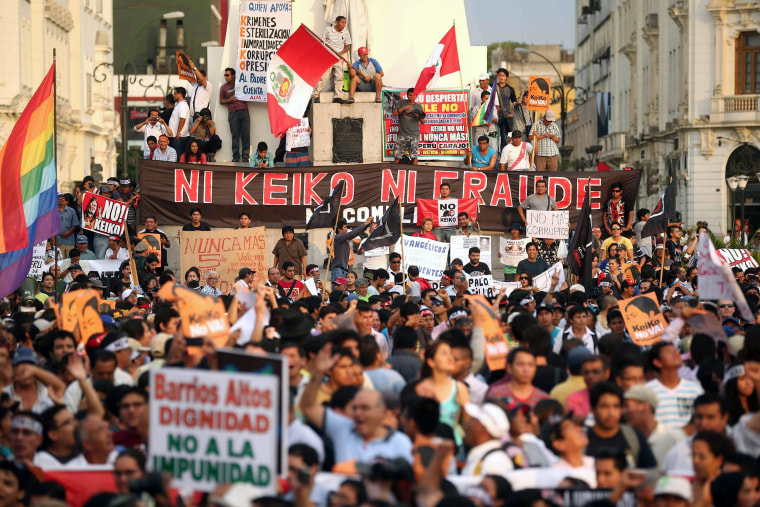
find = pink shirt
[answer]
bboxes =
[565,388,590,419]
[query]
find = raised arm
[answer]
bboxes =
[300,342,339,429]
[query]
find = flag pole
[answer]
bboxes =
[323,186,346,304]
[400,205,406,287]
[659,232,666,289]
[124,232,139,288]
[53,48,59,303]
[530,111,537,168]
[300,24,370,80]
[452,19,472,171]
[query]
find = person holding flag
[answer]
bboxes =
[471,90,498,152]
[513,90,533,140]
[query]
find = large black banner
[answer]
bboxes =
[138,161,641,231]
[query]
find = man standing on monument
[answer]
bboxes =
[313,16,352,104]
[219,68,250,163]
[494,68,517,151]
[323,0,369,61]
[392,88,425,165]
[499,130,533,171]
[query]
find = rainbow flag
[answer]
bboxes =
[0,64,60,299]
[470,78,498,127]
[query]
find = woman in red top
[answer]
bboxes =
[180,140,207,164]
[413,217,438,240]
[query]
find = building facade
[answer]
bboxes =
[579,0,760,235]
[0,0,118,193]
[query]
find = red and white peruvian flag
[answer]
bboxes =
[267,25,339,137]
[413,26,461,97]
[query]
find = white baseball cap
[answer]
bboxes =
[464,403,509,439]
[478,73,489,81]
[653,476,692,503]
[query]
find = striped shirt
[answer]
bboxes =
[646,378,704,430]
[530,121,561,157]
[485,381,549,410]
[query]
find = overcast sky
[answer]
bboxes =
[464,0,575,49]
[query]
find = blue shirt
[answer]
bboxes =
[324,409,413,464]
[471,146,497,168]
[57,206,80,245]
[352,58,383,74]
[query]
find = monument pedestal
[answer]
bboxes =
[311,91,383,164]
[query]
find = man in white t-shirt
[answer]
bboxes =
[499,130,533,171]
[313,16,352,103]
[169,87,191,154]
[232,267,255,296]
[133,109,172,158]
[186,62,212,117]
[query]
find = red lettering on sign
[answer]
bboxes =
[490,173,513,207]
[407,171,417,203]
[304,173,327,205]
[548,177,572,208]
[331,173,354,204]
[574,178,602,210]
[518,175,529,203]
[433,171,459,198]
[175,170,199,203]
[463,172,487,200]
[381,169,405,202]
[235,172,258,205]
[263,174,288,205]
[203,171,213,203]
[292,173,302,205]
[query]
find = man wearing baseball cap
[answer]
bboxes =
[461,403,513,475]
[75,235,96,260]
[529,108,561,171]
[349,47,384,104]
[652,476,692,506]
[232,267,256,295]
[623,384,684,467]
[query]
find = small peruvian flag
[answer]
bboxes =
[413,26,461,97]
[267,25,340,137]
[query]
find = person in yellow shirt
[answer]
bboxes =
[601,224,633,262]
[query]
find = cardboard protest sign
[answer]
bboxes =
[59,290,104,342]
[394,235,449,281]
[485,339,508,371]
[416,198,479,227]
[468,275,495,297]
[235,0,293,102]
[527,76,551,112]
[620,292,667,346]
[176,51,197,83]
[149,367,281,493]
[499,237,530,268]
[450,235,492,268]
[180,228,267,294]
[698,233,755,322]
[28,241,47,280]
[533,263,565,293]
[526,210,569,239]
[156,284,230,347]
[716,249,760,271]
[81,192,128,237]
[137,233,162,264]
[285,118,310,151]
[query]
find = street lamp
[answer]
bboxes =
[727,176,739,241]
[738,175,750,244]
[96,11,185,179]
[581,145,603,171]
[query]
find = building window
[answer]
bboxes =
[736,31,760,94]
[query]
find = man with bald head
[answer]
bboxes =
[300,342,412,466]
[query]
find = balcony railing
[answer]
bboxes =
[711,94,760,123]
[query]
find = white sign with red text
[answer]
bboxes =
[698,233,754,322]
[149,368,280,493]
